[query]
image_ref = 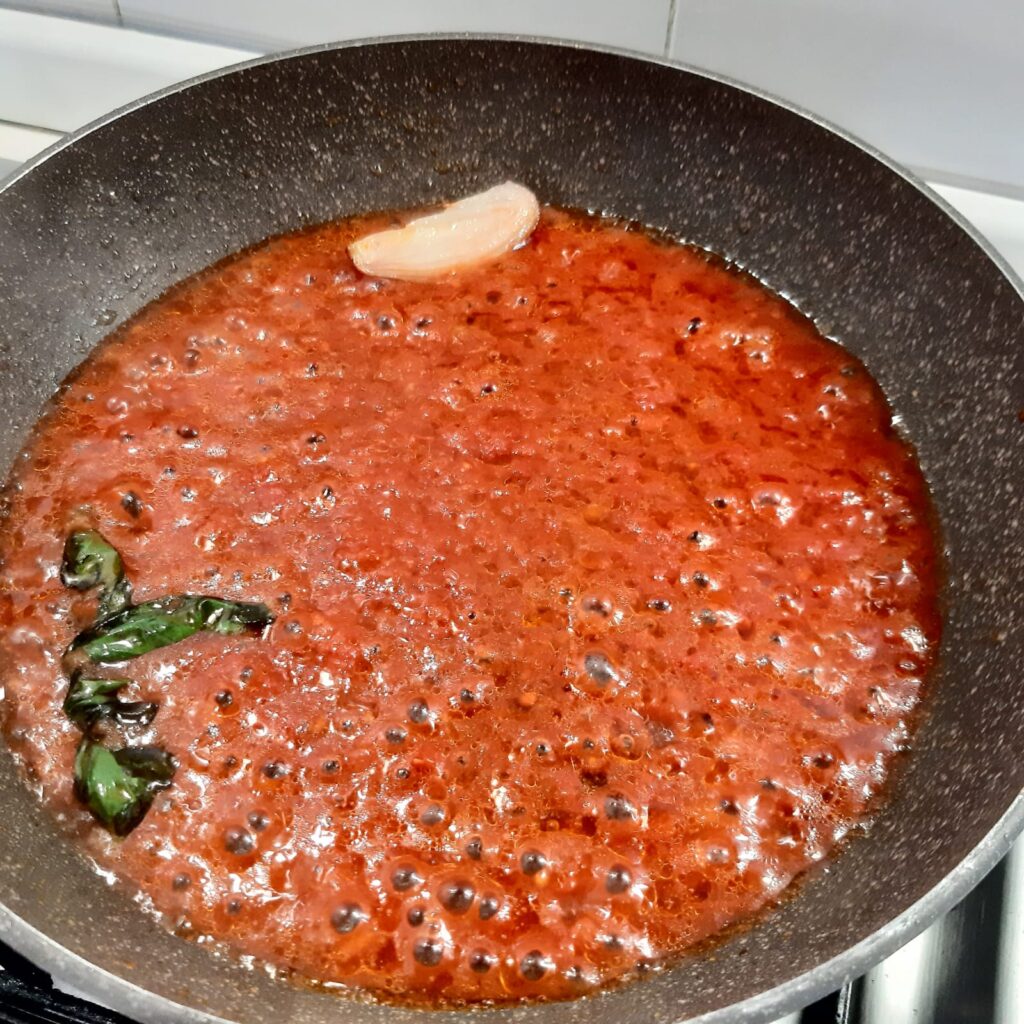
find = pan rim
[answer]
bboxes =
[3,31,1022,306]
[0,32,1022,1024]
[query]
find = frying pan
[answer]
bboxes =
[0,36,1022,1024]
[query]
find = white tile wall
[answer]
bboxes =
[0,8,253,133]
[5,0,115,22]
[669,0,1024,193]
[118,0,673,57]
[1,0,1022,193]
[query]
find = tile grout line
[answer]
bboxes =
[0,116,63,135]
[663,0,678,56]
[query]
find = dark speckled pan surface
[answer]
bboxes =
[0,36,1021,1024]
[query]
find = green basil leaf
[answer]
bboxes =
[73,739,175,836]
[71,595,275,664]
[63,674,157,731]
[60,530,133,616]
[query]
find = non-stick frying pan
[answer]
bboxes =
[0,36,1022,1024]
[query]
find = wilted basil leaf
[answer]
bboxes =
[60,530,132,617]
[73,739,175,836]
[63,673,157,731]
[71,595,275,663]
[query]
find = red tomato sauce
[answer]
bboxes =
[0,209,940,1004]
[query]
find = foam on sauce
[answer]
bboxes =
[0,208,940,1004]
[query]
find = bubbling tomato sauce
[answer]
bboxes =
[0,209,940,1004]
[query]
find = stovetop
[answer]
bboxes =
[0,945,132,1024]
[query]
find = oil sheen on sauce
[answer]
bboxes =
[0,209,940,1004]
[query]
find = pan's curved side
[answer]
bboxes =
[0,37,1021,1024]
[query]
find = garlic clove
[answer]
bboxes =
[349,181,540,283]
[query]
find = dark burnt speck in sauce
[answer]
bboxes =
[0,208,940,1004]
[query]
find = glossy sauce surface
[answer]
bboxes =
[0,210,940,1003]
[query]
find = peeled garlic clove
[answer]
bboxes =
[348,181,540,283]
